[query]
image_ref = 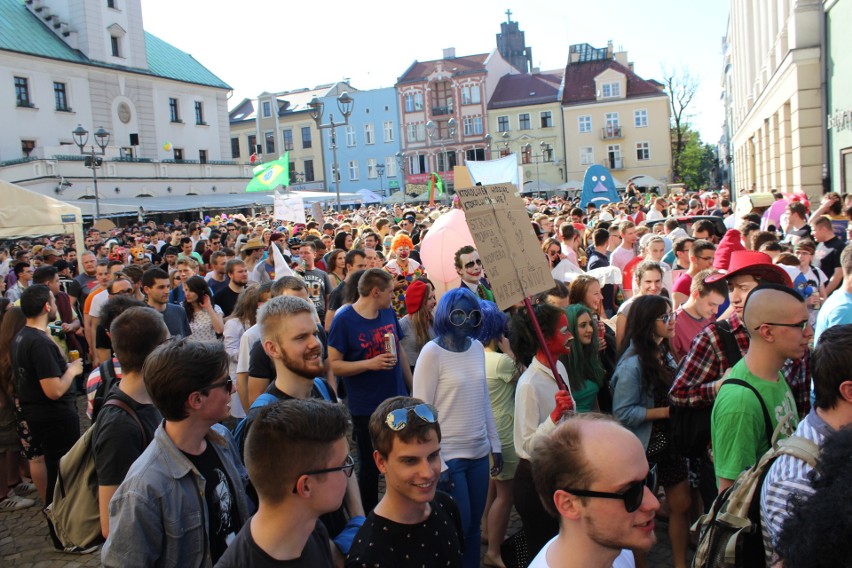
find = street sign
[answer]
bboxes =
[61,214,76,223]
[455,183,552,310]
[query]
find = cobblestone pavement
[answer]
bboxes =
[0,397,682,567]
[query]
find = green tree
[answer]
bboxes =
[662,67,698,183]
[676,127,716,190]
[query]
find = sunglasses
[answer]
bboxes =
[200,377,232,394]
[292,454,356,493]
[563,464,658,513]
[657,312,676,324]
[449,309,482,327]
[464,259,483,270]
[385,403,439,431]
[754,320,810,332]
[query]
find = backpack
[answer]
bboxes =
[691,436,819,568]
[232,377,332,448]
[90,358,119,422]
[671,319,743,457]
[45,398,148,551]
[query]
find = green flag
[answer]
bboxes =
[433,172,444,195]
[246,153,289,192]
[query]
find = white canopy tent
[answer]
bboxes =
[0,180,84,269]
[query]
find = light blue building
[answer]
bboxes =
[318,87,402,199]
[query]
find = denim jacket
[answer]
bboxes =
[610,346,655,449]
[102,422,251,568]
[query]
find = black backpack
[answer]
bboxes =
[670,319,743,457]
[90,358,119,422]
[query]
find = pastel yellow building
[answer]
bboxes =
[561,43,672,188]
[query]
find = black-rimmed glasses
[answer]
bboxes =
[292,454,356,493]
[562,464,658,513]
[754,320,809,332]
[449,309,482,327]
[199,378,232,394]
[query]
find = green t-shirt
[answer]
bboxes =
[710,358,799,481]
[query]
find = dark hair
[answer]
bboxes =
[673,236,695,253]
[344,248,366,269]
[246,399,351,504]
[620,295,674,393]
[326,248,347,274]
[183,275,213,322]
[810,324,852,410]
[564,304,605,392]
[19,284,51,318]
[100,296,147,336]
[508,303,564,377]
[692,219,716,237]
[225,258,246,276]
[141,267,169,290]
[593,228,609,247]
[0,307,26,403]
[333,232,351,250]
[111,306,169,374]
[226,285,263,328]
[32,265,58,285]
[691,239,716,259]
[343,270,367,306]
[357,268,392,297]
[751,230,778,252]
[454,245,476,270]
[143,339,230,421]
[12,262,30,278]
[369,396,442,457]
[535,280,569,305]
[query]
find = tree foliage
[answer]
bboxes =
[662,67,699,183]
[675,126,717,190]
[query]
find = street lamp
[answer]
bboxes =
[484,133,493,160]
[395,151,407,205]
[72,124,110,220]
[376,163,386,196]
[527,140,550,193]
[308,91,354,210]
[426,117,457,173]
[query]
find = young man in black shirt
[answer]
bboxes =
[11,285,84,548]
[92,306,169,538]
[346,396,463,568]
[216,399,352,567]
[215,259,249,317]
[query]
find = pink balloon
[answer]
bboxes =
[419,209,475,286]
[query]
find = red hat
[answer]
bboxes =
[705,250,792,286]
[405,279,429,315]
[712,229,746,271]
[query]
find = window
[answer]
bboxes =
[408,154,426,175]
[262,101,272,118]
[578,115,591,133]
[519,113,531,130]
[385,157,397,177]
[348,160,359,181]
[604,112,621,138]
[636,142,650,161]
[247,135,257,154]
[107,0,116,8]
[436,150,456,172]
[199,150,208,164]
[404,92,423,112]
[601,82,621,98]
[346,125,356,147]
[407,124,417,143]
[542,143,553,162]
[14,77,31,107]
[461,85,481,105]
[367,158,378,179]
[634,109,648,128]
[364,123,375,145]
[21,140,35,157]
[265,131,275,153]
[540,111,553,128]
[110,36,121,57]
[463,117,473,136]
[301,126,312,149]
[521,144,532,164]
[466,148,486,161]
[433,81,453,115]
[473,116,483,135]
[169,98,180,122]
[498,115,509,132]
[230,138,240,158]
[607,144,622,169]
[579,147,594,166]
[383,120,394,142]
[54,82,69,111]
[282,129,293,151]
[416,123,426,141]
[304,159,314,182]
[194,101,205,125]
[173,148,184,161]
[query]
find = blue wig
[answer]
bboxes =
[433,287,480,338]
[478,300,507,344]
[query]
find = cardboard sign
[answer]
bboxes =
[455,183,553,310]
[311,202,324,224]
[273,192,306,224]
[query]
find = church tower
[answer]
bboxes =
[496,9,533,74]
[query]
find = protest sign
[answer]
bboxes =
[311,202,324,223]
[273,192,306,224]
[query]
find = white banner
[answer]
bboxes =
[464,154,521,187]
[273,192,306,224]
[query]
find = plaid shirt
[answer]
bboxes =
[669,313,811,415]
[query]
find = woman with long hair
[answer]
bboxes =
[398,278,436,371]
[333,231,352,251]
[0,307,36,510]
[568,274,605,319]
[479,301,516,568]
[508,302,574,557]
[541,237,565,270]
[562,303,606,413]
[182,275,224,341]
[615,260,665,351]
[611,294,690,568]
[412,288,502,568]
[325,248,347,288]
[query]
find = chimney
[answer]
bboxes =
[443,47,456,59]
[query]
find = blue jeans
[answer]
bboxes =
[440,456,489,568]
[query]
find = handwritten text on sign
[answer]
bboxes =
[455,184,552,310]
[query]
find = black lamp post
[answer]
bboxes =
[308,92,354,210]
[376,163,385,196]
[72,124,110,219]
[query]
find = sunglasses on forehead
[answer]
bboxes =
[385,403,439,431]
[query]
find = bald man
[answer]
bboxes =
[530,414,659,568]
[711,285,812,491]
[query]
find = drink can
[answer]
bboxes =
[383,332,397,359]
[69,350,80,361]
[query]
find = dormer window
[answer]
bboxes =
[601,82,621,98]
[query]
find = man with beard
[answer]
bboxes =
[528,414,660,568]
[214,259,249,317]
[11,285,85,550]
[235,296,365,555]
[454,246,494,301]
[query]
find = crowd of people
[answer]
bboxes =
[1,185,852,568]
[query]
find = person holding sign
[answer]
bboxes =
[508,303,575,557]
[412,288,502,568]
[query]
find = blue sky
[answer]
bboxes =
[141,0,729,144]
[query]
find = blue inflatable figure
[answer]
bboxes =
[579,165,620,208]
